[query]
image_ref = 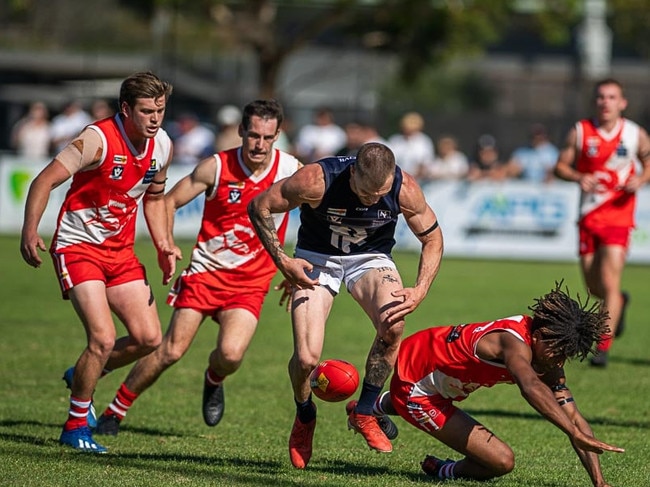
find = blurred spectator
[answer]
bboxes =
[294,106,346,161]
[90,99,116,121]
[505,123,559,183]
[10,101,51,159]
[172,112,216,166]
[336,119,387,157]
[387,111,435,183]
[428,135,469,180]
[215,104,242,152]
[50,100,92,154]
[467,134,509,181]
[336,120,364,157]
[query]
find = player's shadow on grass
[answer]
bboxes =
[610,355,650,367]
[464,408,650,429]
[0,433,581,487]
[0,431,53,446]
[80,452,401,486]
[314,459,409,477]
[0,419,60,429]
[94,453,424,485]
[0,419,188,438]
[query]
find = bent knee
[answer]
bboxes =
[88,337,116,358]
[218,348,246,370]
[488,448,515,477]
[295,352,321,372]
[378,323,405,349]
[155,340,189,365]
[133,330,162,350]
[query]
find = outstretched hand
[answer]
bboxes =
[573,430,625,455]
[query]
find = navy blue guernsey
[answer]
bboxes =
[297,156,403,255]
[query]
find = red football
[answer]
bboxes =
[310,359,360,402]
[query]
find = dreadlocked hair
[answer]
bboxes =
[529,280,610,362]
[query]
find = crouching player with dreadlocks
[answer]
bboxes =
[371,282,623,486]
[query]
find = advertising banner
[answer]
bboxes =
[2,156,649,263]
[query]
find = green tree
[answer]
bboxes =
[201,0,583,97]
[1,0,624,100]
[608,0,650,57]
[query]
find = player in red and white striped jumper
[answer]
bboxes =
[555,78,650,367]
[20,72,178,453]
[375,282,623,486]
[93,99,301,435]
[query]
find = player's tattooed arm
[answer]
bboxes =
[248,203,288,268]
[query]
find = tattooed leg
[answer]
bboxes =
[365,336,397,387]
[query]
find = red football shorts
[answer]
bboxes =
[51,245,147,299]
[389,369,458,433]
[578,223,631,256]
[167,271,268,320]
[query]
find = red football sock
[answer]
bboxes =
[63,396,92,431]
[104,383,138,421]
[205,368,225,386]
[597,334,613,352]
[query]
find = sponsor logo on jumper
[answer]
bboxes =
[327,208,346,216]
[113,155,127,165]
[616,142,628,157]
[356,207,368,211]
[228,181,246,189]
[143,158,157,183]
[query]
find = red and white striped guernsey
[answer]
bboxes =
[51,115,172,252]
[575,118,640,228]
[181,147,300,291]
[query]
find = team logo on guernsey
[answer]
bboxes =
[228,189,242,204]
[113,155,127,165]
[110,165,124,180]
[378,210,391,219]
[586,137,600,157]
[327,215,342,223]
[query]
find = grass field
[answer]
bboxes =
[1,233,648,487]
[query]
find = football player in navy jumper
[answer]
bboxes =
[248,142,444,468]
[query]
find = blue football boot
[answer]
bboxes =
[59,426,107,453]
